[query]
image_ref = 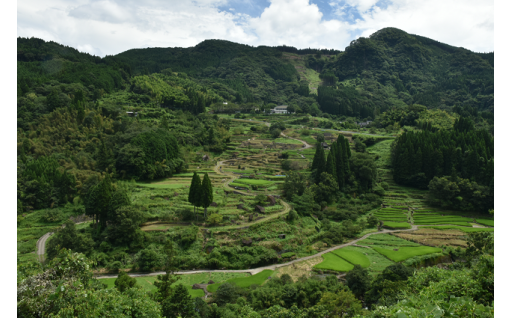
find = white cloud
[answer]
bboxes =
[248,0,352,49]
[17,0,494,56]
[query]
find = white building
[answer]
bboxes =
[270,105,289,114]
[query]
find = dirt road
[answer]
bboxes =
[94,225,418,279]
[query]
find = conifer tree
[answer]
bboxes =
[188,172,201,217]
[325,150,336,178]
[311,142,326,184]
[201,173,213,219]
[336,144,345,189]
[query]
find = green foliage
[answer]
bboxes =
[373,246,442,262]
[115,271,137,292]
[345,265,371,299]
[46,220,94,260]
[162,283,198,318]
[208,213,223,225]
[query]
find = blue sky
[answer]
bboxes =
[17,0,494,57]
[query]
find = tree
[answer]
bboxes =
[311,142,326,184]
[255,194,268,206]
[201,173,213,219]
[318,289,362,317]
[46,89,61,112]
[107,206,145,246]
[154,240,181,303]
[312,172,339,204]
[345,265,371,299]
[207,213,223,225]
[283,171,306,200]
[162,283,198,318]
[188,172,202,217]
[46,220,94,260]
[115,271,137,292]
[325,150,336,177]
[137,248,163,272]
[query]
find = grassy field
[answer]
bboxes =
[331,248,370,268]
[475,219,494,227]
[234,179,275,186]
[273,138,303,144]
[206,269,274,292]
[419,225,495,232]
[393,228,468,247]
[100,272,250,297]
[314,253,354,272]
[373,246,442,262]
[382,221,412,229]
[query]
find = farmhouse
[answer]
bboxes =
[270,105,289,114]
[358,120,372,127]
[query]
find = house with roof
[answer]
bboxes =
[270,105,289,114]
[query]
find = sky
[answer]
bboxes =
[17,0,494,57]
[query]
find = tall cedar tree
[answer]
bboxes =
[311,142,326,184]
[335,142,345,189]
[325,149,336,177]
[188,172,201,216]
[201,173,213,219]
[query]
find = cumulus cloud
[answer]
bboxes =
[17,0,494,57]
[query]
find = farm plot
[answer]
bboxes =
[331,248,370,268]
[358,233,421,248]
[382,221,411,229]
[475,219,494,227]
[418,225,494,233]
[393,228,468,247]
[372,246,442,262]
[314,253,354,272]
[412,212,474,226]
[207,269,274,292]
[233,178,275,188]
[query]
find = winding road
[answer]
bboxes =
[94,225,419,279]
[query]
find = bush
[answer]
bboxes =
[380,182,389,190]
[107,261,123,273]
[177,208,194,221]
[40,209,63,223]
[136,248,163,272]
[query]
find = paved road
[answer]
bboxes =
[95,225,418,279]
[36,232,53,262]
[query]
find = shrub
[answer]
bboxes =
[107,261,123,273]
[380,182,389,190]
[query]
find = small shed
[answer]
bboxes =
[210,202,218,207]
[237,204,245,210]
[255,205,265,213]
[202,154,210,161]
[321,142,329,149]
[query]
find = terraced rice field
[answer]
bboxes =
[207,269,274,292]
[418,225,495,233]
[331,248,371,268]
[314,253,354,272]
[372,246,443,262]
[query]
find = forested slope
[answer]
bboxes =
[314,28,494,117]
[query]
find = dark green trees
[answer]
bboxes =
[188,172,202,216]
[201,173,213,219]
[162,284,197,318]
[115,271,137,292]
[311,142,326,183]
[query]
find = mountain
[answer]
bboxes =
[17,27,494,128]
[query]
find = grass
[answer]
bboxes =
[314,253,354,272]
[475,219,494,227]
[136,183,186,189]
[234,179,274,186]
[419,225,495,232]
[206,269,274,292]
[100,272,249,297]
[382,221,411,229]
[373,246,442,262]
[273,138,303,144]
[331,248,370,268]
[413,221,472,226]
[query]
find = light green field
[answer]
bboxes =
[314,253,354,272]
[273,138,303,144]
[234,179,274,186]
[413,221,472,226]
[206,269,273,292]
[136,183,186,189]
[331,249,370,268]
[419,225,495,232]
[475,219,494,227]
[382,221,411,229]
[100,272,250,297]
[373,246,442,262]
